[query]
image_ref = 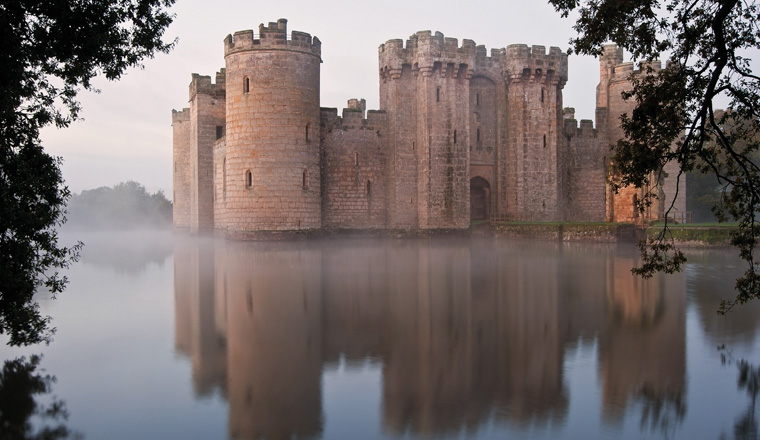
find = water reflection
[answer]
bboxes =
[0,355,81,440]
[65,230,173,275]
[173,237,688,439]
[687,249,760,348]
[719,349,760,440]
[599,250,686,436]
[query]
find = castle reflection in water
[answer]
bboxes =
[173,238,687,439]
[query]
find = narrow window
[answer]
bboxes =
[245,170,252,188]
[366,180,371,196]
[453,130,457,144]
[541,88,545,103]
[543,134,546,149]
[305,123,310,142]
[436,87,440,102]
[354,152,359,166]
[412,142,415,151]
[477,128,481,142]
[476,93,480,107]
[302,169,309,189]
[243,77,250,94]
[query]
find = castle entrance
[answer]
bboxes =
[470,177,490,220]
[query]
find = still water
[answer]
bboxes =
[2,231,760,440]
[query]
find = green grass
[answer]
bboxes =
[649,221,739,227]
[490,221,628,227]
[646,224,735,244]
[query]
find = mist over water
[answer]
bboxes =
[2,234,760,439]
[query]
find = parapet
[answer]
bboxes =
[172,107,190,124]
[563,118,597,137]
[378,29,484,78]
[319,106,387,132]
[601,44,624,67]
[223,18,321,59]
[503,44,568,85]
[189,70,225,100]
[215,68,226,88]
[603,44,663,81]
[347,98,367,118]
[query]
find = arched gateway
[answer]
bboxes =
[470,177,491,221]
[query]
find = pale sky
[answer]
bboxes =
[41,0,603,196]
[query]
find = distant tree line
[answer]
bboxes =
[686,113,759,223]
[687,171,722,223]
[66,181,172,230]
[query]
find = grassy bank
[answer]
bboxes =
[490,222,641,242]
[487,221,739,246]
[646,223,737,246]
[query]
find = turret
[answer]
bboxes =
[187,71,226,233]
[378,29,479,229]
[172,108,191,229]
[221,19,322,234]
[501,44,569,221]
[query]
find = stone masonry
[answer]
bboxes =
[172,19,685,235]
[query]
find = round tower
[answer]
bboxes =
[222,19,322,235]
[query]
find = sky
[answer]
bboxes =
[41,0,604,195]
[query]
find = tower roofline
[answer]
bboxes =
[223,18,322,59]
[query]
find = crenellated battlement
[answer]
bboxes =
[602,44,663,82]
[610,60,663,81]
[379,30,490,79]
[171,107,190,124]
[563,118,597,138]
[189,70,225,100]
[320,106,387,133]
[503,44,568,85]
[223,18,321,59]
[601,44,624,68]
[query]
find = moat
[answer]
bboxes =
[3,231,759,439]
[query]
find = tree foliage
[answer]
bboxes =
[66,181,173,230]
[0,355,80,440]
[0,0,175,346]
[549,0,760,312]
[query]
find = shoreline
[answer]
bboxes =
[171,223,737,247]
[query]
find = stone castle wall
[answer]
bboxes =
[320,106,389,229]
[562,115,607,221]
[172,19,683,235]
[595,44,686,223]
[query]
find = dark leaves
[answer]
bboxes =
[549,0,760,310]
[0,0,175,345]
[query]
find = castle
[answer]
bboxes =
[172,18,684,236]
